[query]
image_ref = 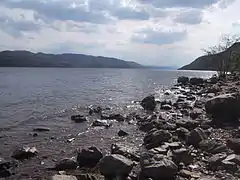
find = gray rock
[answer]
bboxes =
[172,148,194,165]
[76,174,104,180]
[77,146,103,168]
[190,108,203,120]
[11,146,38,160]
[0,157,14,178]
[108,114,125,122]
[111,143,140,161]
[55,158,78,170]
[177,76,189,85]
[143,129,172,149]
[227,138,240,154]
[99,154,134,177]
[176,127,190,139]
[190,77,204,85]
[223,154,240,166]
[91,120,111,128]
[33,127,50,132]
[205,93,240,123]
[161,104,172,110]
[208,153,227,170]
[187,128,207,146]
[71,115,87,123]
[199,140,228,154]
[51,175,77,180]
[176,119,199,130]
[141,95,156,111]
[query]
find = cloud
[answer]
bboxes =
[0,14,41,38]
[138,0,220,8]
[132,28,187,45]
[174,9,203,25]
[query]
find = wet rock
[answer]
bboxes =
[71,115,87,123]
[0,157,14,178]
[208,153,227,170]
[190,108,203,120]
[176,119,199,130]
[179,169,201,178]
[99,154,134,177]
[187,128,207,146]
[161,104,172,110]
[55,158,78,170]
[205,93,240,123]
[140,154,178,179]
[111,143,140,162]
[177,76,189,85]
[118,130,129,137]
[12,146,38,160]
[33,127,50,132]
[91,120,111,128]
[108,114,125,122]
[172,148,194,165]
[227,138,240,154]
[176,127,190,140]
[51,174,77,180]
[164,142,182,150]
[190,77,204,85]
[77,146,103,168]
[140,95,156,111]
[89,106,102,115]
[149,147,168,155]
[143,129,172,149]
[199,140,228,154]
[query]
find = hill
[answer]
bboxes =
[0,50,143,68]
[180,42,240,70]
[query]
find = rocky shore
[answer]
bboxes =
[1,74,240,180]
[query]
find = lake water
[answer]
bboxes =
[0,68,215,129]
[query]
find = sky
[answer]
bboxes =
[0,0,240,67]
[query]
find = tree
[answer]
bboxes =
[202,34,240,77]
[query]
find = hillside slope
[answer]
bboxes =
[180,42,240,70]
[0,51,143,68]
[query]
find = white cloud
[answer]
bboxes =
[0,0,239,66]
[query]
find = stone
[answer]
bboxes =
[164,142,182,150]
[140,155,178,179]
[99,154,134,177]
[71,115,87,123]
[33,127,50,132]
[55,158,78,170]
[227,138,240,154]
[223,154,240,166]
[108,114,125,122]
[143,129,172,149]
[177,76,189,85]
[161,104,172,110]
[172,148,194,165]
[91,120,111,128]
[77,146,103,168]
[118,130,129,137]
[149,147,167,155]
[11,146,38,160]
[111,143,140,162]
[190,108,203,120]
[51,175,78,180]
[190,77,204,85]
[187,128,207,146]
[208,153,227,170]
[199,140,228,154]
[140,95,156,111]
[205,93,240,123]
[176,127,190,140]
[76,174,104,180]
[0,157,14,178]
[179,169,201,178]
[176,119,199,130]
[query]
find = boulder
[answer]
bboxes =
[208,153,227,170]
[140,154,178,179]
[55,158,78,170]
[205,93,240,123]
[99,154,134,177]
[0,157,14,178]
[91,120,111,128]
[177,76,189,85]
[187,128,207,146]
[108,114,125,122]
[71,115,87,123]
[111,143,140,161]
[51,175,77,180]
[223,154,240,166]
[227,138,240,154]
[143,129,172,149]
[190,77,204,85]
[118,130,128,137]
[190,108,203,120]
[176,119,199,130]
[11,146,38,160]
[199,140,228,154]
[77,146,103,168]
[176,127,190,140]
[172,148,194,165]
[76,174,104,180]
[161,104,172,110]
[141,95,156,111]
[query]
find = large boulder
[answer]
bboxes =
[199,140,228,154]
[187,128,207,147]
[177,76,189,85]
[11,146,38,160]
[205,93,240,123]
[99,154,134,177]
[172,148,194,165]
[55,158,78,170]
[77,146,103,168]
[141,95,156,111]
[140,152,178,179]
[143,129,172,149]
[190,77,204,85]
[0,157,16,178]
[111,143,140,161]
[227,139,240,154]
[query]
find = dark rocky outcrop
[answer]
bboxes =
[141,95,156,111]
[55,158,78,170]
[187,128,207,146]
[177,76,189,85]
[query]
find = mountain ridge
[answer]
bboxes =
[0,50,143,68]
